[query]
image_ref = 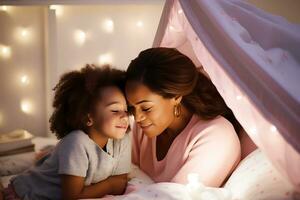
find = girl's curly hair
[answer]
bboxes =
[49,64,126,139]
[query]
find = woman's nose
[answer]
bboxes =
[134,110,145,122]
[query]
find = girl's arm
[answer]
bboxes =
[61,173,128,200]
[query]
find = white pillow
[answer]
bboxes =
[224,149,299,200]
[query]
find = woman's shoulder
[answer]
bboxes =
[190,115,240,143]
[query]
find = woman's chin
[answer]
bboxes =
[144,131,158,138]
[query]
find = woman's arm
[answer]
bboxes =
[61,173,128,200]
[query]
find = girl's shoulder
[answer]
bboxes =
[112,133,131,148]
[58,130,90,147]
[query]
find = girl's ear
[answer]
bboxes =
[86,114,94,127]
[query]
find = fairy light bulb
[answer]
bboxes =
[98,53,113,65]
[74,30,86,45]
[20,100,33,114]
[250,127,257,135]
[0,6,8,11]
[270,125,277,133]
[236,95,242,100]
[20,75,30,85]
[103,19,114,33]
[21,29,28,37]
[0,45,11,58]
[136,21,144,27]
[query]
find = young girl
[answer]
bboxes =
[1,65,131,200]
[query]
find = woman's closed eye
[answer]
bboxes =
[142,107,152,112]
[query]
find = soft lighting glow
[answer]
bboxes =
[16,27,32,42]
[136,21,144,27]
[270,125,277,133]
[21,29,28,37]
[249,127,257,135]
[178,9,183,14]
[0,45,11,58]
[169,25,175,31]
[98,53,113,65]
[74,30,86,45]
[0,6,8,11]
[20,75,30,85]
[20,100,33,114]
[49,5,63,17]
[236,95,242,100]
[102,19,114,33]
[187,173,200,185]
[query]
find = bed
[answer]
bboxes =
[1,0,299,199]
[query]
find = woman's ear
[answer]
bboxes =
[171,96,182,105]
[174,96,182,104]
[86,114,94,127]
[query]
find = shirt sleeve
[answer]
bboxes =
[57,132,89,177]
[113,134,132,175]
[171,120,241,187]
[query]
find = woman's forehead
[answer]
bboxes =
[125,81,161,105]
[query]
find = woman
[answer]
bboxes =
[125,47,241,187]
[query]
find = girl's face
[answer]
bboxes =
[90,86,129,139]
[125,81,177,138]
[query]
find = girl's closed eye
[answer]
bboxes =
[111,109,128,114]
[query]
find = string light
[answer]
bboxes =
[270,125,277,133]
[98,53,113,65]
[249,127,257,135]
[20,75,30,85]
[16,27,32,42]
[20,99,33,114]
[74,30,86,45]
[0,6,8,11]
[0,45,11,58]
[169,25,175,31]
[21,29,28,37]
[236,95,242,100]
[102,19,114,33]
[136,21,144,27]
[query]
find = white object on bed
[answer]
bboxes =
[0,137,58,187]
[224,149,299,200]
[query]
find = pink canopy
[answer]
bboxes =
[153,0,300,191]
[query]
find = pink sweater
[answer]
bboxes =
[131,115,241,187]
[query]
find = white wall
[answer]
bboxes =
[0,3,164,137]
[0,6,46,136]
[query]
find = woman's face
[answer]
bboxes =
[125,81,177,138]
[90,86,129,139]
